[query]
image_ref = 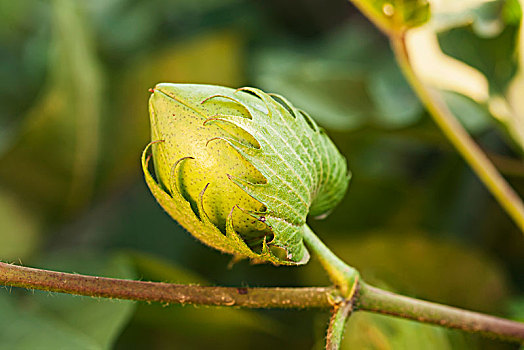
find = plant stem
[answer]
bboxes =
[390,35,524,233]
[0,261,333,308]
[356,282,524,343]
[345,0,524,231]
[326,296,355,350]
[391,35,524,233]
[302,225,359,297]
[1,261,523,342]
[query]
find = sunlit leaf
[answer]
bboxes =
[438,16,520,95]
[408,0,524,150]
[356,0,430,33]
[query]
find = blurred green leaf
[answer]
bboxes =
[0,253,136,350]
[340,312,471,350]
[0,187,42,260]
[441,90,491,133]
[0,294,102,350]
[508,297,524,321]
[368,58,423,128]
[504,0,523,25]
[0,0,50,141]
[438,16,520,95]
[129,251,208,284]
[117,251,286,349]
[85,0,243,56]
[253,22,423,131]
[0,0,103,218]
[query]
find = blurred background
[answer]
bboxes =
[0,0,523,348]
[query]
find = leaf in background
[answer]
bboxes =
[117,251,285,349]
[438,8,520,95]
[253,21,423,131]
[407,0,524,150]
[508,297,524,321]
[0,187,42,260]
[0,0,50,154]
[129,251,208,284]
[441,90,491,133]
[254,49,372,130]
[340,312,471,349]
[0,294,102,350]
[84,0,244,57]
[0,0,103,218]
[0,253,136,350]
[368,58,423,128]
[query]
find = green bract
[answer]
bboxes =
[142,83,350,265]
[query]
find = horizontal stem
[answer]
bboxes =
[356,282,524,343]
[1,261,523,343]
[0,261,333,308]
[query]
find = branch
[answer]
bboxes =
[326,294,356,350]
[302,225,359,297]
[1,261,523,343]
[0,261,333,308]
[356,282,524,343]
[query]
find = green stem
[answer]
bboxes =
[302,225,359,297]
[1,260,523,342]
[0,261,334,308]
[390,35,524,233]
[326,297,355,350]
[357,282,524,343]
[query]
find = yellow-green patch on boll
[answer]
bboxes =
[149,86,270,248]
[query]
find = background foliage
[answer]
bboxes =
[0,0,523,348]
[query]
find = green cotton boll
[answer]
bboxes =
[142,83,350,265]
